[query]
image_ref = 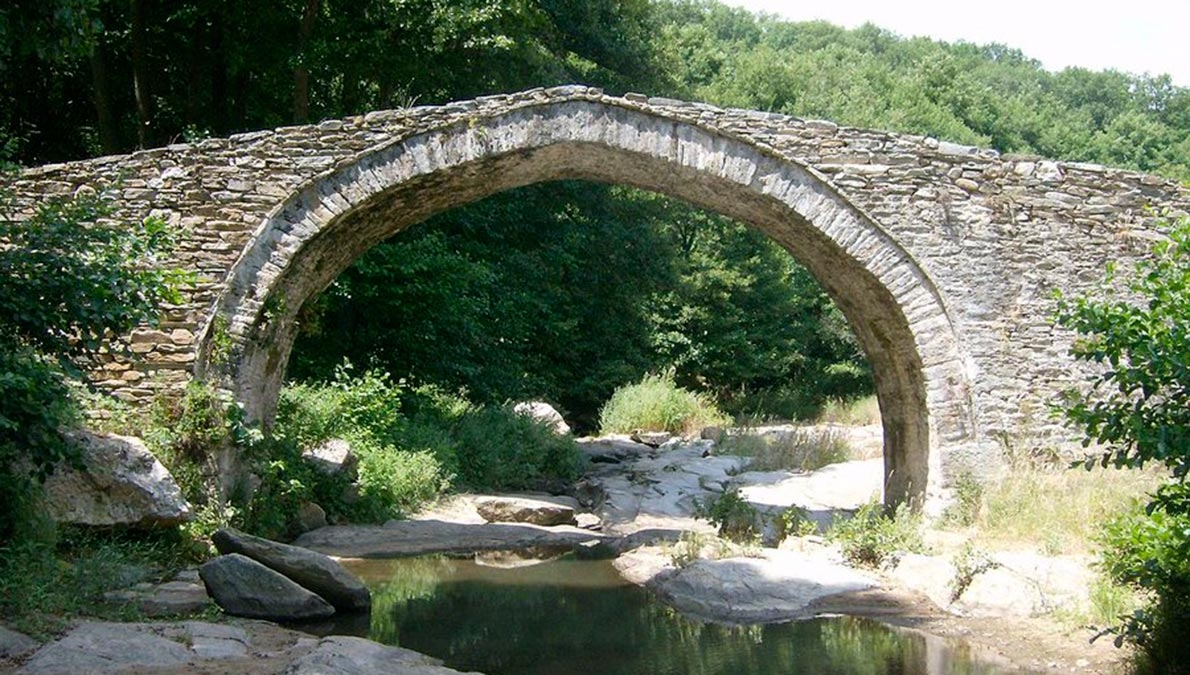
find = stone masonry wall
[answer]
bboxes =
[8,85,1190,489]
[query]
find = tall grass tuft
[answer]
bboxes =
[719,427,852,472]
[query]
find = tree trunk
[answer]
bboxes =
[131,0,153,147]
[293,0,319,124]
[89,41,121,155]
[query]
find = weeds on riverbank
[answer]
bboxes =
[828,500,925,567]
[718,426,852,472]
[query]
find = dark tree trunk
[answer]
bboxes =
[89,41,121,155]
[293,0,319,123]
[131,0,153,147]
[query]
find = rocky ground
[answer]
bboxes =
[0,426,1129,674]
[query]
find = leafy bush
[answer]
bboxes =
[697,489,761,543]
[439,403,582,491]
[827,500,925,567]
[775,505,819,541]
[0,184,186,543]
[599,372,730,435]
[1055,217,1190,669]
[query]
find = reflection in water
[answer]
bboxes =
[339,556,1038,675]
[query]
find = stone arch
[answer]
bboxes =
[199,99,974,507]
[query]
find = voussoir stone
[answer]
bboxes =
[40,430,191,527]
[475,496,578,527]
[212,528,370,611]
[199,553,336,621]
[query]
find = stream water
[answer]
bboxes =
[329,553,1043,675]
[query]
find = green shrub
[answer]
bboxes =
[828,500,925,567]
[599,372,729,435]
[697,488,761,543]
[446,405,582,491]
[354,443,451,520]
[775,505,819,541]
[941,471,984,528]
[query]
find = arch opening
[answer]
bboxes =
[199,100,974,507]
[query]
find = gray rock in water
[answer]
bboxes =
[18,621,191,674]
[475,496,577,527]
[512,401,572,435]
[0,625,38,661]
[655,551,878,623]
[284,635,473,675]
[40,430,191,527]
[199,553,336,621]
[212,528,370,611]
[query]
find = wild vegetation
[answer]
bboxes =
[0,1,1187,667]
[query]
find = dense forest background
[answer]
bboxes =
[4,0,1188,429]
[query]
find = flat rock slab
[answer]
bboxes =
[103,579,212,617]
[17,621,227,674]
[199,554,335,621]
[295,519,607,558]
[475,496,577,526]
[284,635,479,675]
[653,550,879,624]
[0,625,39,661]
[213,528,371,611]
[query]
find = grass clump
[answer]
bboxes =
[719,426,851,472]
[697,488,761,543]
[963,463,1161,555]
[598,372,729,436]
[0,528,188,638]
[828,500,925,567]
[815,395,881,426]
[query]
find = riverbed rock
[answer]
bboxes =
[513,401,572,435]
[283,635,469,675]
[18,621,193,674]
[102,579,213,617]
[0,625,38,661]
[199,553,336,621]
[295,519,607,558]
[303,439,358,480]
[40,430,191,527]
[475,496,578,527]
[653,550,879,623]
[295,501,328,533]
[212,528,371,611]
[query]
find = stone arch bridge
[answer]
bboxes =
[10,85,1189,507]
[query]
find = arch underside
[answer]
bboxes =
[204,100,974,507]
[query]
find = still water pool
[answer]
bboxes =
[334,554,1040,675]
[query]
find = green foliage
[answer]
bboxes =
[1055,217,1190,478]
[774,505,818,541]
[697,488,760,543]
[0,182,185,543]
[0,528,189,638]
[599,371,730,436]
[949,543,996,602]
[827,500,925,568]
[941,471,985,528]
[1056,217,1190,669]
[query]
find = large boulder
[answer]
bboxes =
[40,431,191,527]
[302,438,359,480]
[284,636,470,675]
[513,402,571,435]
[212,528,371,611]
[199,553,335,621]
[475,496,578,527]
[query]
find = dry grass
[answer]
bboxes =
[954,463,1163,555]
[815,395,881,426]
[719,426,852,472]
